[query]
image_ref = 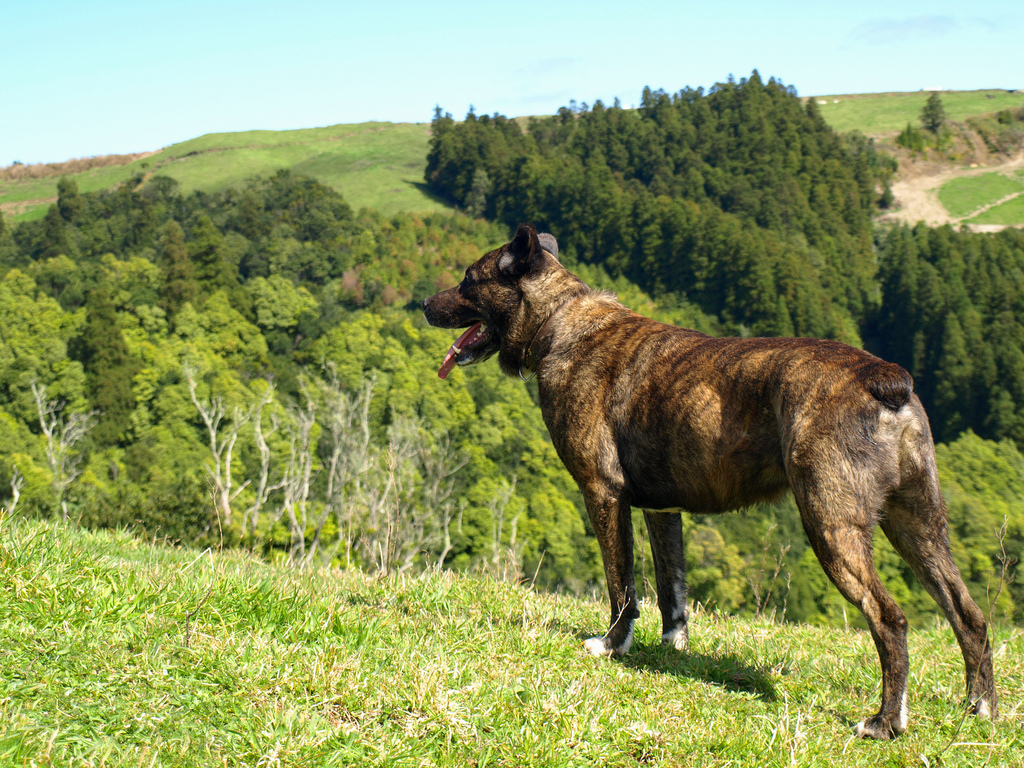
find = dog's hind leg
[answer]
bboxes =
[583,487,640,657]
[881,480,997,720]
[794,485,910,739]
[643,510,689,651]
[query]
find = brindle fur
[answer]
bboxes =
[421,224,997,739]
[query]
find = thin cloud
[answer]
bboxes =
[847,15,959,46]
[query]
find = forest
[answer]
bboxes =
[2,72,1023,627]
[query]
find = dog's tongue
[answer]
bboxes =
[438,322,484,379]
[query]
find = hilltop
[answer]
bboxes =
[4,88,1024,227]
[1,515,1021,766]
[0,121,449,222]
[808,89,1024,137]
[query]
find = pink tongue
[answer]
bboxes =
[438,322,483,379]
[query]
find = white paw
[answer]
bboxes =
[662,627,688,651]
[975,698,992,720]
[584,636,612,657]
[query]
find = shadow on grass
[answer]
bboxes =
[557,625,779,701]
[622,640,780,701]
[406,181,456,208]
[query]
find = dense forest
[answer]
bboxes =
[2,73,1023,628]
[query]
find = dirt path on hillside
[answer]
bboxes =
[0,196,57,216]
[880,152,1024,229]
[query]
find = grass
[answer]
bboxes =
[1,515,1022,766]
[969,194,1024,226]
[0,122,451,222]
[811,89,1024,136]
[937,172,1024,218]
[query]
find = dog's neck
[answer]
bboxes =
[519,295,583,378]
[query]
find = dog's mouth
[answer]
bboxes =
[438,322,497,379]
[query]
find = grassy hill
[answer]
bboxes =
[1,515,1021,767]
[811,89,1024,136]
[4,88,1023,226]
[0,121,450,223]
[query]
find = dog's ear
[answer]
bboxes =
[537,233,558,261]
[499,223,542,276]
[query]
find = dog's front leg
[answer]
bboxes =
[582,486,640,657]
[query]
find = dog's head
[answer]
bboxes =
[422,223,578,379]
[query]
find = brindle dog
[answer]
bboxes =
[421,223,997,739]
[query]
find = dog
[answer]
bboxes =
[421,223,997,739]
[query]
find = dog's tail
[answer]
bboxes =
[865,360,913,410]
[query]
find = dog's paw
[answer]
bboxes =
[853,714,904,740]
[661,627,688,652]
[973,697,996,720]
[584,636,615,657]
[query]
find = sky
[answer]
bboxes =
[2,1,1021,165]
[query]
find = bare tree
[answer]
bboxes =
[277,386,318,565]
[311,370,375,569]
[184,364,253,528]
[241,382,283,542]
[3,465,24,517]
[31,381,95,521]
[487,477,522,581]
[419,431,468,569]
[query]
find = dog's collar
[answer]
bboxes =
[519,302,567,382]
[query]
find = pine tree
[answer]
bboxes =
[57,177,83,223]
[921,92,946,134]
[72,286,138,446]
[189,214,236,296]
[41,204,70,259]
[158,219,197,317]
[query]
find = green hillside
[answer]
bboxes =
[5,88,1022,224]
[2,515,1020,767]
[0,121,449,222]
[811,89,1024,136]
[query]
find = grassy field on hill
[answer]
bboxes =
[1,515,1021,767]
[812,89,1024,136]
[0,122,449,222]
[5,89,1023,224]
[938,172,1024,218]
[970,193,1024,225]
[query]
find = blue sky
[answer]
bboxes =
[3,1,1021,165]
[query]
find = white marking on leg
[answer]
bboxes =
[671,572,688,624]
[583,620,634,657]
[619,623,634,655]
[662,626,688,651]
[976,697,991,719]
[896,688,908,733]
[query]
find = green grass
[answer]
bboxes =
[938,172,1024,218]
[812,89,1024,136]
[968,194,1024,226]
[1,516,1021,766]
[0,122,450,222]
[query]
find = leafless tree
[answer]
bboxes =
[310,370,375,569]
[419,431,468,569]
[277,385,318,565]
[31,381,95,521]
[3,465,24,517]
[487,477,522,581]
[184,364,253,528]
[241,382,283,542]
[355,415,420,575]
